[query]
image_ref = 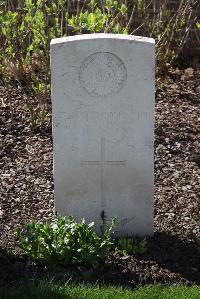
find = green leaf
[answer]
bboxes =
[17,215,116,269]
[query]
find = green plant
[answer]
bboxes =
[116,237,147,255]
[17,215,116,269]
[68,0,129,34]
[0,0,199,129]
[0,0,65,129]
[1,283,200,299]
[132,0,199,70]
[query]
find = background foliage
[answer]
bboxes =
[0,0,198,128]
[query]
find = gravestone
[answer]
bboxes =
[51,34,155,236]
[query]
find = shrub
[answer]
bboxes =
[0,0,198,128]
[17,215,116,269]
[68,0,129,34]
[135,0,199,70]
[1,0,197,79]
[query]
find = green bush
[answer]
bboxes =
[1,0,197,80]
[68,0,128,34]
[0,0,131,129]
[17,215,116,269]
[0,0,198,129]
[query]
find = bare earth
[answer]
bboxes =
[0,68,199,287]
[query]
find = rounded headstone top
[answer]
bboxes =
[79,52,127,98]
[51,33,155,46]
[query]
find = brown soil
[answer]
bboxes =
[0,68,199,287]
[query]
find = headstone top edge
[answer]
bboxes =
[50,33,155,47]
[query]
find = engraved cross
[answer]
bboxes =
[81,138,126,207]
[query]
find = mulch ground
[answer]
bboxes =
[0,67,199,288]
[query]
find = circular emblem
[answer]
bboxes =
[79,52,127,97]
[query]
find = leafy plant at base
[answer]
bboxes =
[17,215,116,269]
[116,237,147,255]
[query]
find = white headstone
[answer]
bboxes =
[51,34,155,236]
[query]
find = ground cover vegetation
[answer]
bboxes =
[0,283,200,299]
[17,216,117,269]
[16,215,148,270]
[0,0,199,292]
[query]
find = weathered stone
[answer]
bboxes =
[51,34,155,236]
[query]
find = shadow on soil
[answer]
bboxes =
[0,232,199,288]
[144,232,200,284]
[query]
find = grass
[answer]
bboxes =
[0,283,199,299]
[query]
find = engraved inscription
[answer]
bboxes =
[55,109,151,128]
[79,52,127,97]
[81,138,126,207]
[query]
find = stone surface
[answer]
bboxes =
[51,33,155,236]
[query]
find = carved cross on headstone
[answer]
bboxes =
[81,138,126,207]
[51,34,155,236]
